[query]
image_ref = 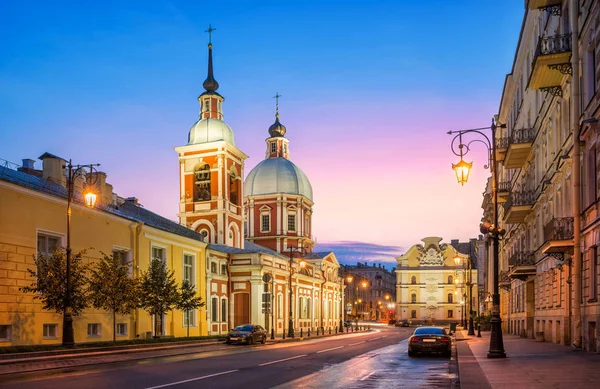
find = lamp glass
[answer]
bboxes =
[361,281,368,288]
[347,275,353,283]
[454,255,461,266]
[452,158,472,185]
[84,192,97,208]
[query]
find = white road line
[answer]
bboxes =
[367,337,382,341]
[348,341,365,346]
[316,346,344,353]
[143,370,239,389]
[360,372,375,381]
[258,354,308,366]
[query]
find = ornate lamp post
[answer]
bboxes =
[448,119,506,358]
[286,245,306,338]
[64,160,99,346]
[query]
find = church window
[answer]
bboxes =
[448,275,453,284]
[204,100,209,113]
[448,293,453,303]
[271,142,276,153]
[411,293,417,303]
[411,276,417,284]
[288,215,296,232]
[194,164,211,201]
[283,143,287,154]
[229,170,238,205]
[305,216,309,234]
[411,310,417,319]
[261,214,270,232]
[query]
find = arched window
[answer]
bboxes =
[448,293,453,303]
[411,276,417,284]
[411,293,417,303]
[448,275,453,284]
[194,164,211,201]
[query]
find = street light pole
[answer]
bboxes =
[286,245,306,338]
[63,160,99,347]
[467,257,475,336]
[448,119,506,358]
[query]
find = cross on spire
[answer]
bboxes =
[273,92,281,117]
[205,24,216,44]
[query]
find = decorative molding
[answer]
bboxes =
[548,62,572,75]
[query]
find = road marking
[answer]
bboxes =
[259,354,308,366]
[367,337,382,341]
[316,346,344,353]
[143,370,239,389]
[360,372,375,381]
[348,341,365,346]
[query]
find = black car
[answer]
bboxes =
[407,326,451,357]
[395,319,410,327]
[226,324,267,345]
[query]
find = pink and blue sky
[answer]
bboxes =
[0,1,524,265]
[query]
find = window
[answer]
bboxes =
[585,47,597,106]
[448,293,453,303]
[448,275,453,284]
[283,143,287,154]
[43,324,58,339]
[411,293,417,303]
[116,323,127,336]
[194,164,211,201]
[37,233,60,257]
[448,310,454,318]
[152,246,165,263]
[221,263,227,275]
[586,146,597,207]
[184,307,196,327]
[411,310,417,319]
[210,262,217,274]
[0,325,11,341]
[221,299,227,322]
[183,254,194,286]
[287,215,296,232]
[113,249,129,267]
[211,297,218,321]
[261,214,270,232]
[411,276,417,284]
[277,294,283,319]
[271,142,276,153]
[591,247,598,300]
[305,216,309,234]
[87,323,101,337]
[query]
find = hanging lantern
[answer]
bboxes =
[452,158,472,185]
[84,191,97,208]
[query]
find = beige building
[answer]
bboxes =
[480,0,600,351]
[395,237,478,326]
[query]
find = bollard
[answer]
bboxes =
[308,328,311,337]
[346,326,349,333]
[271,328,275,340]
[300,328,303,338]
[283,332,286,339]
[477,324,481,338]
[335,326,338,334]
[328,327,331,334]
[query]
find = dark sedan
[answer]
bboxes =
[408,326,451,357]
[225,324,267,345]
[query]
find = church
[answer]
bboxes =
[174,35,343,336]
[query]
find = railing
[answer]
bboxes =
[508,251,535,267]
[510,128,537,144]
[534,34,572,59]
[503,190,535,213]
[496,137,509,149]
[497,181,511,192]
[543,217,574,242]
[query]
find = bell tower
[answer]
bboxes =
[175,26,248,248]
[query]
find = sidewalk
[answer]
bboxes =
[456,329,600,388]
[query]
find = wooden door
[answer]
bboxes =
[234,293,250,326]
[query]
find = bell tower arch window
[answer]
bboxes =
[194,163,211,201]
[229,166,239,205]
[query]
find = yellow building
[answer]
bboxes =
[0,153,208,346]
[395,237,478,326]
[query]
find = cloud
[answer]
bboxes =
[314,241,405,267]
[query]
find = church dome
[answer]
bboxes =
[244,158,313,201]
[188,118,235,145]
[268,116,286,137]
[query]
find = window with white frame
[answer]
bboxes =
[116,323,128,336]
[287,214,296,232]
[87,323,101,337]
[261,214,270,232]
[211,297,218,321]
[277,294,283,319]
[112,248,129,267]
[0,325,11,341]
[221,299,227,322]
[43,324,58,339]
[37,232,60,258]
[271,142,276,153]
[152,246,165,263]
[221,263,227,275]
[183,307,196,327]
[183,253,195,287]
[210,262,217,274]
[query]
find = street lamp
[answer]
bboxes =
[448,119,507,358]
[285,245,306,338]
[455,254,475,336]
[64,160,99,346]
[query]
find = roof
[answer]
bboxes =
[0,162,205,244]
[244,157,313,201]
[305,252,332,259]
[208,241,288,259]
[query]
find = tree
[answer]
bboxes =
[20,248,89,315]
[138,258,180,337]
[176,281,205,337]
[88,253,139,341]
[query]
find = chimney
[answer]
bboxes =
[126,197,139,205]
[22,159,35,169]
[39,153,66,187]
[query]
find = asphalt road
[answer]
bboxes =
[4,325,454,389]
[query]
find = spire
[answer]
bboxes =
[269,92,287,137]
[202,24,219,93]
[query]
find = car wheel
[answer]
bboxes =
[261,335,266,344]
[408,350,414,357]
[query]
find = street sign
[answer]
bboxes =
[262,293,271,302]
[262,274,272,283]
[262,309,271,314]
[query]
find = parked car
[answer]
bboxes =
[225,324,267,345]
[407,326,451,357]
[343,320,352,328]
[395,319,410,327]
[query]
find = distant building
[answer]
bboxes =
[340,263,396,321]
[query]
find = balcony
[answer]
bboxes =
[527,0,562,11]
[499,270,511,290]
[508,251,536,280]
[540,217,574,255]
[503,190,535,224]
[496,136,509,163]
[528,34,572,94]
[497,181,511,203]
[504,128,537,169]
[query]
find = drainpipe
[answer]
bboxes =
[570,0,582,349]
[227,253,232,331]
[134,222,143,339]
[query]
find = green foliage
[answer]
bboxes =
[138,258,180,337]
[177,281,205,337]
[88,253,139,341]
[20,248,89,315]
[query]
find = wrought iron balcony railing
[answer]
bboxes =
[543,217,574,242]
[509,251,535,267]
[496,137,509,149]
[503,190,535,212]
[510,128,537,145]
[497,181,511,192]
[534,34,572,60]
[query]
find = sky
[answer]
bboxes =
[0,0,524,266]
